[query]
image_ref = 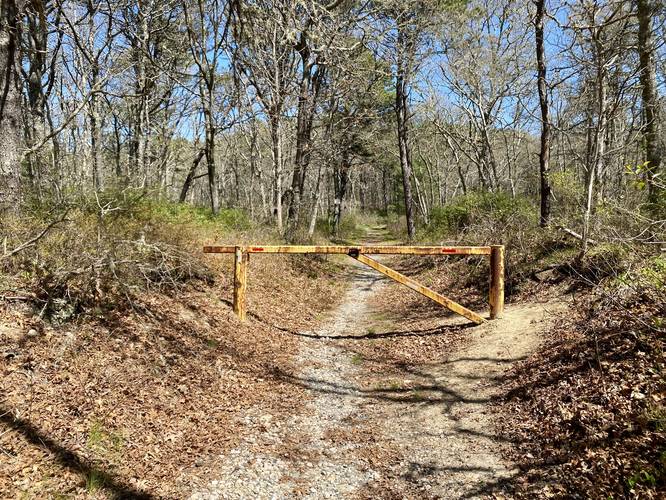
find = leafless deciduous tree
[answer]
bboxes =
[0,0,662,247]
[0,0,25,208]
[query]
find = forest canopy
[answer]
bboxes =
[0,0,663,242]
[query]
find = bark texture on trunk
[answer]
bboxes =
[395,29,415,240]
[286,49,323,234]
[636,0,662,206]
[333,148,351,235]
[201,75,219,214]
[0,0,24,209]
[179,148,205,203]
[582,29,608,255]
[535,0,552,226]
[205,120,220,215]
[90,91,102,190]
[269,112,283,231]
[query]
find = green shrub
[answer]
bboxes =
[551,170,585,219]
[571,243,630,284]
[143,200,252,231]
[615,254,666,291]
[424,191,536,237]
[429,204,470,233]
[313,211,365,241]
[337,213,361,238]
[384,211,405,240]
[0,193,228,322]
[641,256,666,290]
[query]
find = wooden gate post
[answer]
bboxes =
[489,245,505,319]
[233,246,248,321]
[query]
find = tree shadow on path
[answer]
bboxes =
[0,404,153,499]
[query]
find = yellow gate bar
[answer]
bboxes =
[203,245,492,255]
[205,244,504,324]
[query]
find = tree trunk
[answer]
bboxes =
[287,60,311,227]
[307,163,323,238]
[90,92,102,191]
[0,0,24,210]
[481,113,500,191]
[269,112,283,231]
[412,171,429,225]
[535,0,552,226]
[333,149,351,235]
[381,166,389,214]
[179,148,205,203]
[205,122,220,214]
[112,113,123,180]
[395,29,415,240]
[287,53,323,234]
[202,76,219,214]
[636,0,662,206]
[23,0,47,192]
[582,31,608,255]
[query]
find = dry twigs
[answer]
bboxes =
[1,211,70,261]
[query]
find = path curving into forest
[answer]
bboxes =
[190,230,566,499]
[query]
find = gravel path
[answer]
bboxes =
[190,239,566,499]
[190,262,387,499]
[356,302,567,498]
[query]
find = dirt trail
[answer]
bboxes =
[358,301,565,498]
[191,230,566,499]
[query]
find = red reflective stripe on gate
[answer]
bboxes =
[251,247,264,252]
[441,248,457,254]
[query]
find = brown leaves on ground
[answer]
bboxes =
[343,255,476,372]
[353,253,666,498]
[494,284,666,498]
[0,254,343,498]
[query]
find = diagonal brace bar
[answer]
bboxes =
[352,253,485,325]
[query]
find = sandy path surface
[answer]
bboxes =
[356,301,566,498]
[191,239,566,499]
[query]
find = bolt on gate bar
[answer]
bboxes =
[203,245,505,325]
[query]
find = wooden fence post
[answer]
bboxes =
[489,245,505,319]
[233,246,248,321]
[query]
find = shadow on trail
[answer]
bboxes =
[404,461,499,477]
[346,266,387,291]
[248,308,478,341]
[417,426,518,445]
[400,460,525,498]
[294,323,475,340]
[268,366,494,410]
[0,404,153,499]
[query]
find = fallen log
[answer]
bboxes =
[556,225,597,246]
